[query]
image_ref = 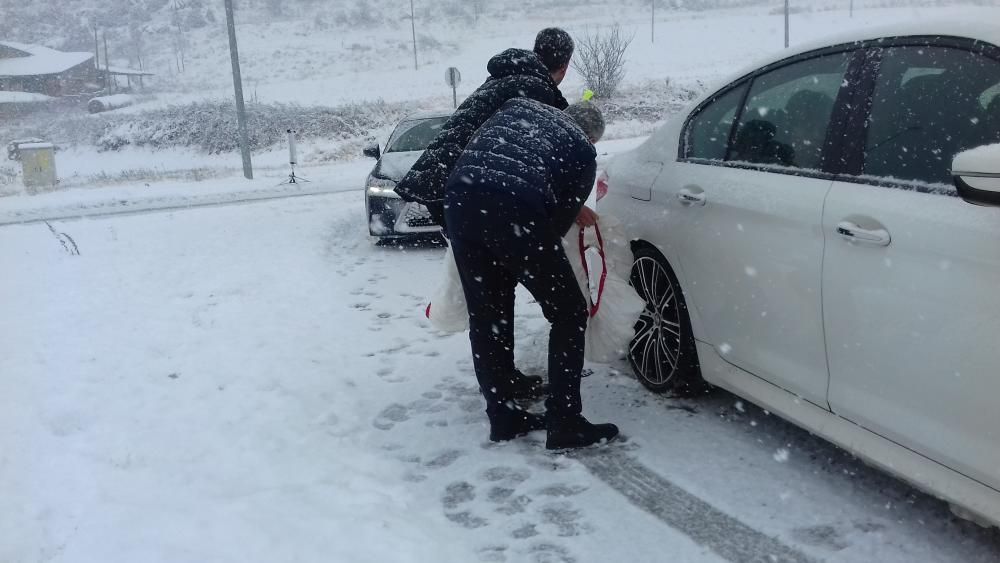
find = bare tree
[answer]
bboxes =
[572,25,634,98]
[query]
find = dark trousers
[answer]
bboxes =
[445,188,588,418]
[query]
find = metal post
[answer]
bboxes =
[103,34,111,93]
[849,0,854,18]
[225,0,253,180]
[651,0,655,44]
[410,0,418,70]
[784,0,790,49]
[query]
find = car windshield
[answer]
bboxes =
[386,117,448,153]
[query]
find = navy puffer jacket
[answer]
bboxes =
[445,97,597,237]
[394,49,569,224]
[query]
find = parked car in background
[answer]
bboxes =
[597,22,1000,528]
[364,112,450,240]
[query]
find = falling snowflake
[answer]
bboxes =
[719,343,732,354]
[773,448,790,463]
[745,266,758,277]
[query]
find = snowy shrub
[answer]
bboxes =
[572,25,635,99]
[89,99,413,154]
[599,78,702,122]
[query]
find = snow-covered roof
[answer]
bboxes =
[0,41,94,77]
[18,142,54,150]
[0,90,54,103]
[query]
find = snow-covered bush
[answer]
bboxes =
[573,25,635,99]
[91,99,412,153]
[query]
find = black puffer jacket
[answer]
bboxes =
[445,97,597,237]
[394,49,569,225]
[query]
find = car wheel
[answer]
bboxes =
[628,245,709,396]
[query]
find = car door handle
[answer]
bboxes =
[677,188,706,206]
[836,221,891,246]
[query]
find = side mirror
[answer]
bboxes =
[953,144,1000,207]
[363,141,381,160]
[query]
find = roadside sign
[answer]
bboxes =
[445,67,461,88]
[445,67,461,108]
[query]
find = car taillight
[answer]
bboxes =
[596,170,609,202]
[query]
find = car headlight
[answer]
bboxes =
[366,176,399,198]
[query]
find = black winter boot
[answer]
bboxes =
[508,369,546,400]
[488,404,546,442]
[545,414,619,450]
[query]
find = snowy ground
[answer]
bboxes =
[3,3,1000,561]
[2,185,999,563]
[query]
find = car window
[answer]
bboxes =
[386,118,447,153]
[729,52,852,170]
[685,84,747,161]
[864,46,1000,186]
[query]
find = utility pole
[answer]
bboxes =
[410,0,418,70]
[849,0,854,18]
[784,0,790,48]
[103,33,111,93]
[651,0,655,44]
[93,26,100,71]
[224,0,253,180]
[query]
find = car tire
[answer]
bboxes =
[628,244,710,396]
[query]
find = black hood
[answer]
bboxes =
[487,48,552,82]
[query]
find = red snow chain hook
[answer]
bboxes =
[578,223,608,319]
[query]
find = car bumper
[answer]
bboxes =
[366,193,440,237]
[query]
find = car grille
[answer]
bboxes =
[389,202,439,234]
[403,203,436,228]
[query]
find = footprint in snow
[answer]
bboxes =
[539,502,591,537]
[442,481,476,509]
[423,449,465,469]
[372,403,409,430]
[482,466,531,485]
[476,545,508,562]
[446,511,489,529]
[526,543,576,563]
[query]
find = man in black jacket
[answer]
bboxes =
[444,99,619,450]
[395,28,573,222]
[396,28,577,400]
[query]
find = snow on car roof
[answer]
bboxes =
[705,20,1000,97]
[0,41,94,77]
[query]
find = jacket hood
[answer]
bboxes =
[487,48,552,82]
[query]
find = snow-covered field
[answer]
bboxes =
[5,2,1000,190]
[2,187,999,563]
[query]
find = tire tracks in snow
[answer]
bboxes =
[568,447,818,563]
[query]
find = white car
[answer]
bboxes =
[598,22,1000,527]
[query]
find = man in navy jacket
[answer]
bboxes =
[398,28,577,401]
[444,99,618,450]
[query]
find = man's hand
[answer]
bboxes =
[575,205,599,228]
